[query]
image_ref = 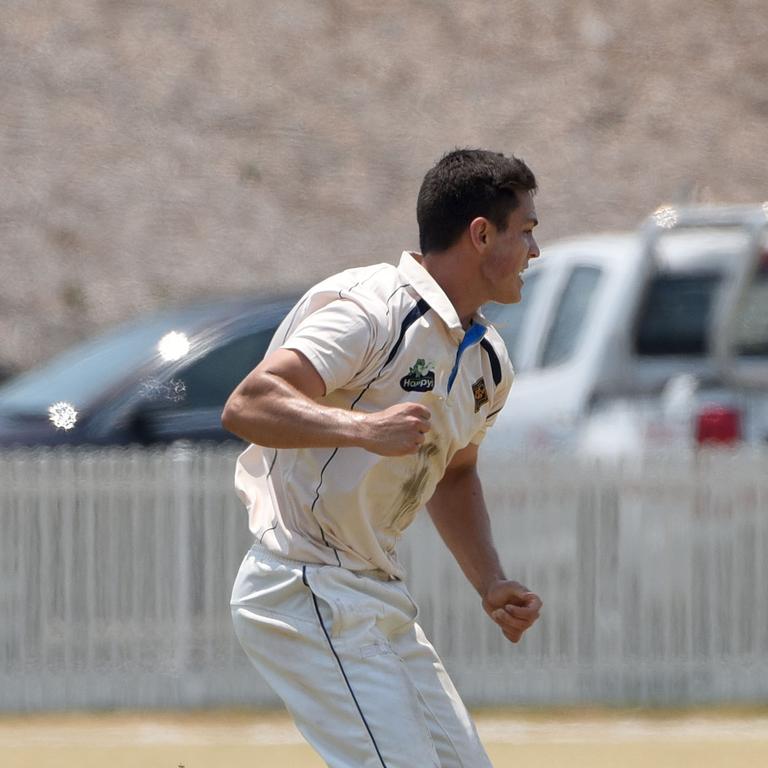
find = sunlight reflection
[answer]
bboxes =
[653,205,678,229]
[48,401,78,430]
[138,377,187,403]
[158,331,191,362]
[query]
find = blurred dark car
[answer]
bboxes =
[0,296,296,447]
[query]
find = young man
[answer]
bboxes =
[223,148,543,767]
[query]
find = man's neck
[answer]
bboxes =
[419,250,482,329]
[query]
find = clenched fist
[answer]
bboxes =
[482,579,542,644]
[358,403,432,456]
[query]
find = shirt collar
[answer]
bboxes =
[397,251,488,342]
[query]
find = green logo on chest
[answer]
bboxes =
[400,358,435,392]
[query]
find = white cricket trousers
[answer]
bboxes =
[231,544,493,768]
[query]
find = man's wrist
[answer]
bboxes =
[342,411,370,449]
[477,571,507,599]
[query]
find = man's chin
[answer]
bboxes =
[491,296,522,306]
[488,281,523,305]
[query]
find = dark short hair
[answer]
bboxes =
[416,148,537,254]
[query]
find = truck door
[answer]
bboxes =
[714,207,768,390]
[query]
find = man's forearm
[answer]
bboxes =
[221,349,433,457]
[222,372,366,449]
[426,464,505,597]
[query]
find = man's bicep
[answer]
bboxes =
[237,348,327,401]
[428,443,480,514]
[443,442,479,474]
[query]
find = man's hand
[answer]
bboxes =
[358,403,432,456]
[482,579,542,644]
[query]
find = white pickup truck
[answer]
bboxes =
[481,205,768,457]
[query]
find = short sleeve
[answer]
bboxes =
[281,299,382,395]
[469,357,514,446]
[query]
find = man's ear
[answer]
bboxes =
[469,217,492,251]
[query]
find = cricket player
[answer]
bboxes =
[223,148,543,767]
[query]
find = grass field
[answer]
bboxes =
[2,707,768,767]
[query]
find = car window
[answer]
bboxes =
[731,258,768,357]
[540,266,602,368]
[0,312,204,414]
[481,272,541,367]
[633,273,721,356]
[145,328,276,411]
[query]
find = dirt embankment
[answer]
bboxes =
[1,0,766,373]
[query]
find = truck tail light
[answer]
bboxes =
[695,405,742,446]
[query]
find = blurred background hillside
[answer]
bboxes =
[1,0,766,375]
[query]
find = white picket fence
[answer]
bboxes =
[1,445,767,712]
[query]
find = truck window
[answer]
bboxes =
[634,273,721,356]
[481,272,541,367]
[540,266,602,368]
[731,259,768,357]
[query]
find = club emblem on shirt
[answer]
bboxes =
[472,377,488,412]
[400,359,435,392]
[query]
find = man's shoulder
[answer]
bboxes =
[298,262,419,321]
[480,322,515,381]
[312,262,402,298]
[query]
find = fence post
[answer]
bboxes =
[172,446,193,690]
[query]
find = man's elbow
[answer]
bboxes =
[220,394,243,436]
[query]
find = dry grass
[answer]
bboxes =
[3,708,768,767]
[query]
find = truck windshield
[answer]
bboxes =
[634,273,722,355]
[541,266,602,368]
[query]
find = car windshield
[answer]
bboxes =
[0,311,205,415]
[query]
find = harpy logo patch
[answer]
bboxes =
[400,359,435,392]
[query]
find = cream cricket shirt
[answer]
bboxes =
[234,252,513,579]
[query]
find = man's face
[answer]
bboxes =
[480,191,539,304]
